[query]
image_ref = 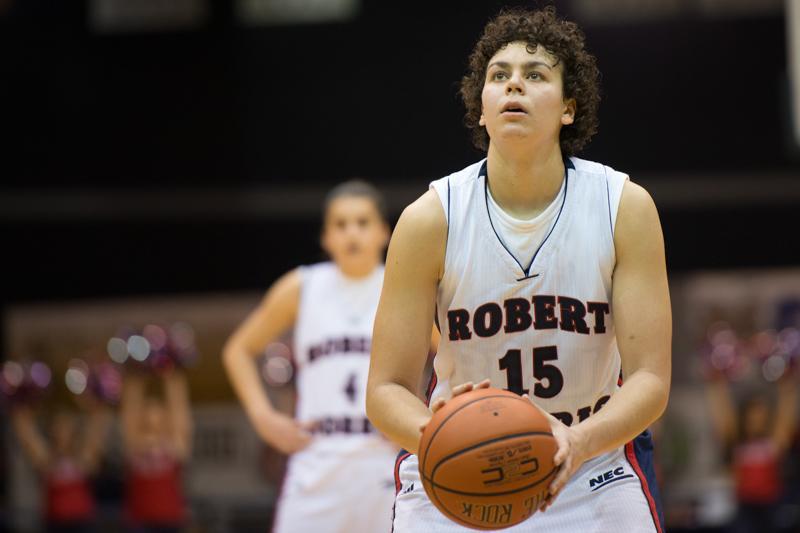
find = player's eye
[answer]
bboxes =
[336,220,346,230]
[491,71,508,81]
[357,218,369,228]
[527,72,542,80]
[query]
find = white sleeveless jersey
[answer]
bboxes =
[275,262,396,533]
[293,262,391,454]
[429,157,628,427]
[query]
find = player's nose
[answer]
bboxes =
[505,71,525,95]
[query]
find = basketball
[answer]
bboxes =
[418,388,557,530]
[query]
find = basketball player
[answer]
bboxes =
[224,182,432,533]
[367,7,671,532]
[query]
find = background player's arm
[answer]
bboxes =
[121,373,147,454]
[705,373,738,448]
[77,403,112,473]
[548,181,672,496]
[222,269,311,454]
[772,371,799,453]
[163,371,193,461]
[10,407,50,471]
[367,190,446,455]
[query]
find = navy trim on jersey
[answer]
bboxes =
[444,176,451,251]
[605,171,614,239]
[481,159,571,281]
[447,176,451,224]
[624,430,665,533]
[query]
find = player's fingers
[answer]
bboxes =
[430,397,447,413]
[553,442,568,466]
[549,456,572,497]
[451,381,474,396]
[524,394,560,427]
[475,378,491,389]
[539,490,555,512]
[552,431,569,466]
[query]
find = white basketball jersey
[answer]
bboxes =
[274,262,397,533]
[429,157,628,427]
[293,261,392,454]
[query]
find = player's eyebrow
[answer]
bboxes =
[487,60,554,71]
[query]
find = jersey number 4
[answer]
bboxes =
[343,373,358,403]
[498,346,563,398]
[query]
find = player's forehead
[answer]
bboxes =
[487,41,560,70]
[325,195,379,218]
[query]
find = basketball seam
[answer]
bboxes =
[431,430,554,469]
[420,394,536,477]
[424,463,557,497]
[427,467,557,528]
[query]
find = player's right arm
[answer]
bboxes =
[223,269,312,454]
[367,190,446,455]
[11,407,50,471]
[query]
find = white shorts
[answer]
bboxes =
[392,430,664,532]
[273,446,396,533]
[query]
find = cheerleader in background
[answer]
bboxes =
[120,371,191,533]
[12,402,111,533]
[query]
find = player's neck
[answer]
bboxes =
[486,142,565,220]
[337,260,381,280]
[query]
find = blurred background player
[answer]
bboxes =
[120,370,192,533]
[11,401,111,533]
[224,181,424,533]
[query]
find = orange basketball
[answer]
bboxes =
[418,388,557,530]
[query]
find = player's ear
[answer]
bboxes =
[479,113,486,127]
[561,98,576,126]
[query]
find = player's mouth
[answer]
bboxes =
[346,243,361,254]
[501,102,528,116]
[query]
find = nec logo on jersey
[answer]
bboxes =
[588,467,634,492]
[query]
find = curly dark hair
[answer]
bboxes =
[460,6,600,156]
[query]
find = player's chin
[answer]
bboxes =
[493,126,534,142]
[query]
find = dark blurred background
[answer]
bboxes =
[2,0,799,306]
[1,0,799,532]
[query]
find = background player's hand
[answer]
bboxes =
[420,379,491,433]
[254,411,313,455]
[525,396,590,512]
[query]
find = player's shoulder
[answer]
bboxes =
[297,261,337,281]
[430,159,485,191]
[396,159,486,245]
[614,180,661,256]
[299,260,336,274]
[397,189,447,238]
[618,180,658,220]
[569,156,629,183]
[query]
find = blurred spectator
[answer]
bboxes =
[706,370,799,533]
[11,402,111,533]
[120,371,191,533]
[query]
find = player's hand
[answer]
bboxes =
[525,396,590,512]
[420,379,491,433]
[253,410,313,455]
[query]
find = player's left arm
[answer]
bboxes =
[546,180,672,502]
